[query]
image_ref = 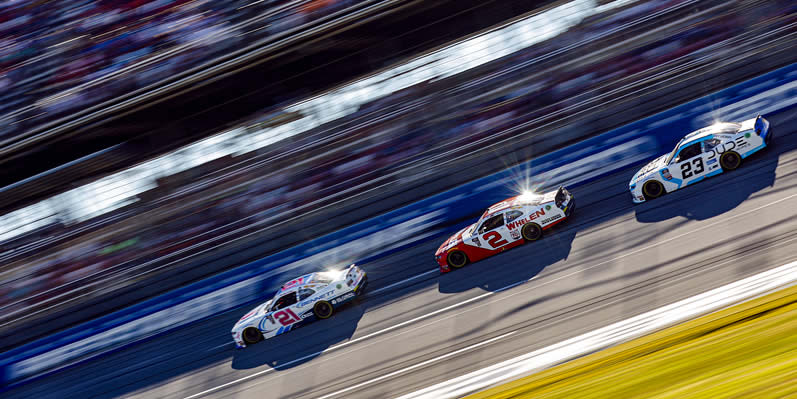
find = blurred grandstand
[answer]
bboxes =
[1,0,795,349]
[0,0,363,141]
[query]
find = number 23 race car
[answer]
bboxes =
[231,265,367,348]
[435,187,575,272]
[629,115,772,203]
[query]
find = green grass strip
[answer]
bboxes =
[467,284,797,399]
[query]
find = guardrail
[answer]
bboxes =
[1,62,796,389]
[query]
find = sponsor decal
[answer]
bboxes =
[637,195,645,201]
[510,229,521,240]
[707,140,736,159]
[744,132,751,138]
[661,168,672,180]
[336,284,342,289]
[545,205,551,210]
[735,137,750,148]
[472,237,482,247]
[281,277,305,291]
[707,158,717,165]
[506,209,546,230]
[300,311,313,319]
[332,292,355,305]
[540,214,562,225]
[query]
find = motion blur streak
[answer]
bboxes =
[396,260,797,399]
[3,0,793,344]
[4,112,797,398]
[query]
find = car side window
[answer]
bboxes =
[702,138,722,152]
[675,142,701,162]
[297,288,315,301]
[272,292,298,311]
[478,214,505,234]
[505,210,523,223]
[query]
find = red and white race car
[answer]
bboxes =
[435,187,575,272]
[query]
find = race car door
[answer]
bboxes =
[261,291,303,336]
[476,212,512,250]
[670,141,710,186]
[700,137,724,175]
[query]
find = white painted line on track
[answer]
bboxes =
[395,260,797,399]
[316,331,517,399]
[184,192,797,399]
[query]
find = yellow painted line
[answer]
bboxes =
[466,284,797,399]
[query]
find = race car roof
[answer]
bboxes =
[480,191,552,220]
[278,271,341,293]
[683,122,740,141]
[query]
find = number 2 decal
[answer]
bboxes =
[680,158,704,178]
[273,309,302,326]
[483,231,508,247]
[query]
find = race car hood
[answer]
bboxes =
[236,300,272,325]
[436,223,475,255]
[631,154,667,183]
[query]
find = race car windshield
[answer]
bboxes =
[666,123,741,164]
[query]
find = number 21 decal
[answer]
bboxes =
[483,231,508,247]
[273,309,302,326]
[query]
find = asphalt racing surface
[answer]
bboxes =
[8,109,797,399]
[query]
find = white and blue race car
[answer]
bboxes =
[629,115,772,203]
[231,265,367,348]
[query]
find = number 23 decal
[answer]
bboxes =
[680,158,704,178]
[483,231,508,247]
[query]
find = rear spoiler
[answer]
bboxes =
[555,186,567,207]
[754,114,766,135]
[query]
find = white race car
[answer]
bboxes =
[231,265,367,348]
[629,115,772,203]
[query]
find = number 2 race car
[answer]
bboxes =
[231,265,367,348]
[629,115,772,203]
[435,187,575,272]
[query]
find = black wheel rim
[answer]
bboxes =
[726,153,740,168]
[524,225,541,240]
[645,182,662,197]
[317,302,332,318]
[243,328,260,343]
[449,252,466,267]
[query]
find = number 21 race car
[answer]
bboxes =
[629,115,771,203]
[231,265,367,348]
[435,187,575,272]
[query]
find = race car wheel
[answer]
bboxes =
[720,151,742,171]
[446,250,468,269]
[314,300,334,319]
[242,327,262,345]
[521,223,543,241]
[642,180,665,200]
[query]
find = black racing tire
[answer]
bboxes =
[446,250,468,269]
[642,180,665,200]
[720,151,742,171]
[242,327,263,345]
[521,223,543,241]
[356,275,368,296]
[313,300,334,319]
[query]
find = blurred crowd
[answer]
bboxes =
[0,0,359,140]
[1,0,796,323]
